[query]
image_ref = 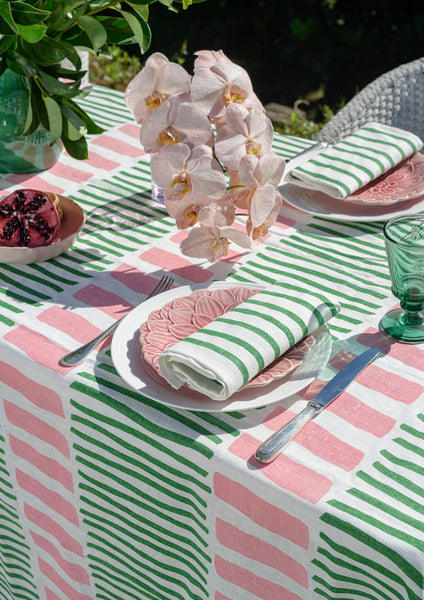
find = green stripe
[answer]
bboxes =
[320,512,423,587]
[315,543,417,600]
[184,337,250,384]
[362,125,419,154]
[215,316,280,359]
[293,163,353,196]
[229,306,296,346]
[82,366,224,446]
[196,328,265,371]
[79,487,210,565]
[245,298,309,336]
[74,442,206,520]
[70,391,213,463]
[327,498,424,551]
[71,412,211,494]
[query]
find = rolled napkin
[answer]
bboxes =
[158,283,340,401]
[286,122,423,199]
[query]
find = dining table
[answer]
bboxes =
[0,83,423,600]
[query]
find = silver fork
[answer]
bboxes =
[60,274,174,367]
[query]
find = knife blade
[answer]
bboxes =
[255,347,380,463]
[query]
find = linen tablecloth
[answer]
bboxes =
[0,86,423,600]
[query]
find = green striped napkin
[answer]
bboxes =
[286,122,423,199]
[158,283,340,401]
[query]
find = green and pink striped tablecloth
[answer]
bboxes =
[0,85,423,600]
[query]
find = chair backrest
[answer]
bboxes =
[315,57,424,150]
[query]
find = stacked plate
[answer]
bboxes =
[279,153,424,222]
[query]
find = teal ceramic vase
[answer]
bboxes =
[0,69,63,174]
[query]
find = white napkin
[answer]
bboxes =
[285,122,423,199]
[158,283,340,401]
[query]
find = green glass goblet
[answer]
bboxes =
[381,214,424,343]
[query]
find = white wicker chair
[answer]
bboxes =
[315,57,424,150]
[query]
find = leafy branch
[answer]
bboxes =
[0,0,206,159]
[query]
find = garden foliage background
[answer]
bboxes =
[132,0,423,121]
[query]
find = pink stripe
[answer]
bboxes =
[215,555,303,600]
[91,134,144,157]
[0,360,64,417]
[220,249,249,264]
[16,470,79,525]
[357,327,424,373]
[215,594,232,600]
[86,151,120,170]
[4,401,69,458]
[262,407,364,470]
[25,504,84,556]
[73,284,133,318]
[38,306,103,343]
[216,519,308,588]
[229,434,332,503]
[298,381,396,437]
[4,326,74,374]
[39,558,92,600]
[5,175,65,194]
[329,348,422,404]
[110,265,166,294]
[171,230,188,244]
[45,588,62,600]
[31,532,90,584]
[119,123,143,139]
[275,214,296,228]
[214,473,308,549]
[140,247,213,283]
[9,436,74,492]
[48,162,93,183]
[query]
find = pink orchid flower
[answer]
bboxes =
[230,153,284,229]
[246,191,283,244]
[191,50,264,118]
[150,143,227,205]
[125,52,191,124]
[140,95,212,154]
[180,205,251,262]
[214,104,274,170]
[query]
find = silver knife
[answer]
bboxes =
[255,347,380,463]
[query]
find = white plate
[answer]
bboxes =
[111,281,332,412]
[279,183,424,222]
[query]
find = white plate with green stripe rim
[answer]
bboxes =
[111,281,332,412]
[280,183,424,222]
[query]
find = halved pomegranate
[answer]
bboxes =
[0,189,62,248]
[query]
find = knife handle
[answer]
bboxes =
[255,404,318,463]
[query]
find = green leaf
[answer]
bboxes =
[43,96,62,144]
[38,70,82,97]
[61,132,88,160]
[33,82,50,130]
[0,3,18,35]
[0,58,6,78]
[22,78,39,136]
[44,64,86,82]
[20,36,76,65]
[95,16,137,46]
[16,23,47,43]
[58,96,104,135]
[6,50,38,76]
[77,15,107,52]
[59,104,86,139]
[0,34,14,54]
[124,1,149,21]
[117,9,151,53]
[11,2,50,26]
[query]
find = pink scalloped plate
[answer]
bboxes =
[347,152,424,205]
[139,286,315,390]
